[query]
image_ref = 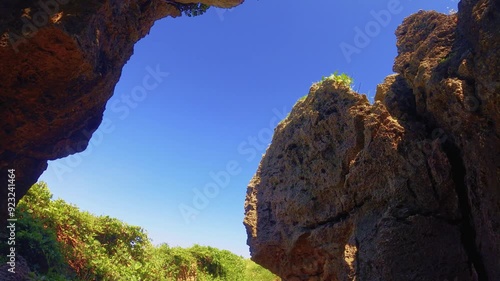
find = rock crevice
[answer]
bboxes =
[443,141,487,280]
[244,0,499,280]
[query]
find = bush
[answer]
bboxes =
[15,182,72,279]
[244,259,280,281]
[12,182,280,280]
[317,71,354,88]
[168,2,211,17]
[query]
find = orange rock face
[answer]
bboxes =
[244,1,499,280]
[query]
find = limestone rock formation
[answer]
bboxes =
[244,0,499,280]
[0,0,242,224]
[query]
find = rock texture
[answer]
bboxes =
[0,0,242,224]
[244,0,499,280]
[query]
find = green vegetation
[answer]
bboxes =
[1,182,279,281]
[278,71,354,124]
[317,71,354,88]
[245,259,280,281]
[168,2,211,17]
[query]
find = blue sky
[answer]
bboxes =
[39,0,458,257]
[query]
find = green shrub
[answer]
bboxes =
[189,244,246,280]
[15,182,72,278]
[168,2,211,17]
[12,182,280,281]
[316,71,354,88]
[244,259,280,281]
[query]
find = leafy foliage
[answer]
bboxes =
[168,1,211,17]
[244,259,281,281]
[316,71,354,88]
[11,182,279,280]
[286,71,355,122]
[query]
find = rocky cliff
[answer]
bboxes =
[244,0,499,280]
[0,0,242,225]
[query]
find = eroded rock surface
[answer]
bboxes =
[244,0,499,280]
[0,0,242,224]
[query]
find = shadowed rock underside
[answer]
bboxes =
[0,0,243,225]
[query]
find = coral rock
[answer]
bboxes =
[0,0,243,225]
[244,0,499,280]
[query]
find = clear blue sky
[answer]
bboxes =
[40,0,457,257]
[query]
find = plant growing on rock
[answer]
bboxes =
[318,71,354,88]
[166,1,211,17]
